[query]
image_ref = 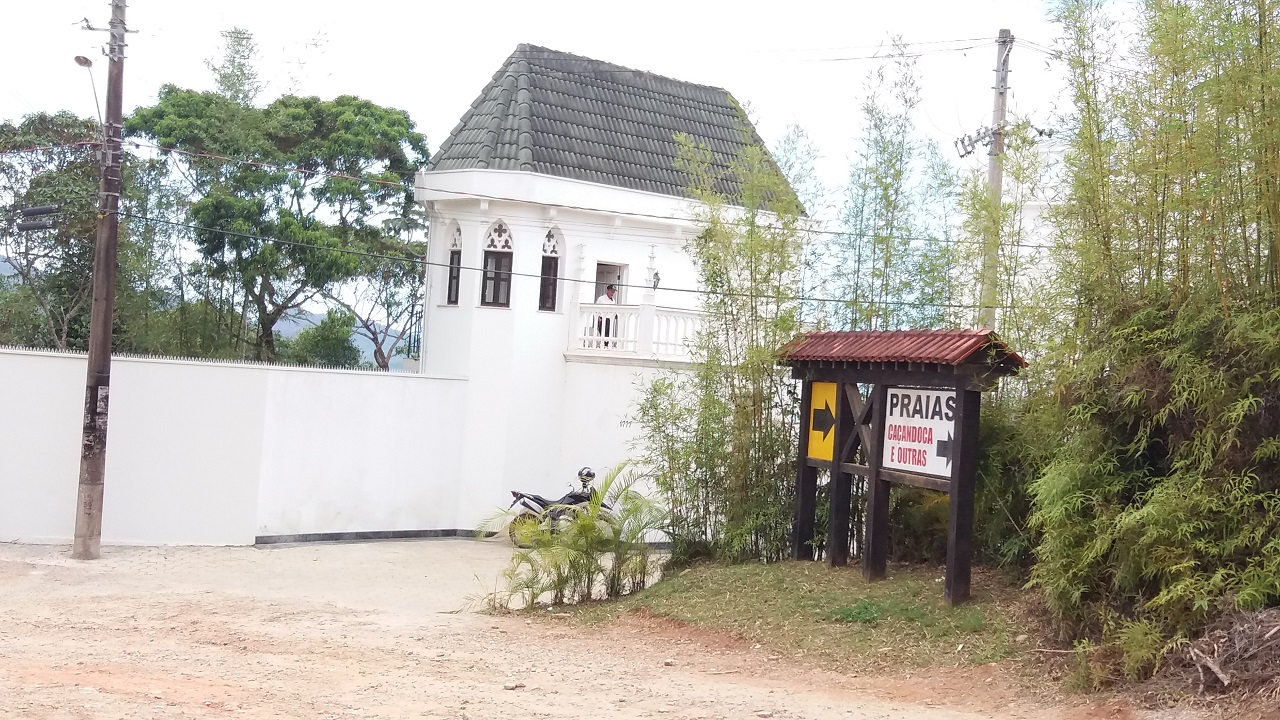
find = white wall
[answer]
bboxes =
[2,171,704,546]
[254,368,468,538]
[559,361,661,485]
[0,346,677,546]
[0,349,266,544]
[0,349,467,545]
[414,176,710,526]
[103,358,268,545]
[420,194,699,528]
[0,350,93,543]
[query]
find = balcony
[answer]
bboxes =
[569,301,701,365]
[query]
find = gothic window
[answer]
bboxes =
[481,251,512,307]
[445,224,462,305]
[446,250,462,305]
[541,229,561,256]
[484,221,513,250]
[480,221,513,307]
[539,228,562,312]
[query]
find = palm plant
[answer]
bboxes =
[477,463,669,610]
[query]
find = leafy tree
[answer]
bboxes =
[634,123,806,563]
[126,34,429,361]
[323,215,425,370]
[277,310,361,368]
[989,0,1280,679]
[0,279,45,346]
[832,44,967,331]
[0,112,178,352]
[0,112,99,349]
[771,124,828,326]
[2,28,435,362]
[206,28,263,106]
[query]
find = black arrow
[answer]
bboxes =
[935,432,954,468]
[811,400,835,440]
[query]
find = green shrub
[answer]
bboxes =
[973,396,1044,569]
[1113,618,1167,681]
[479,464,669,609]
[1028,301,1280,665]
[873,396,1040,569]
[888,487,949,563]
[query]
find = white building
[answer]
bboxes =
[0,44,783,546]
[414,44,773,519]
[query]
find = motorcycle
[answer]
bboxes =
[506,467,610,548]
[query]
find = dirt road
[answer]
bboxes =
[0,541,1186,719]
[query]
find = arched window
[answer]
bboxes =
[445,223,462,306]
[539,228,563,312]
[480,220,513,307]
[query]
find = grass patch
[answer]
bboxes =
[572,561,1033,671]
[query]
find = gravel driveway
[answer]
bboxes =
[0,540,1191,720]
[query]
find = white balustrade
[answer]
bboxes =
[652,308,700,359]
[573,302,701,362]
[578,303,640,352]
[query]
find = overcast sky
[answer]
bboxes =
[5,1,1068,201]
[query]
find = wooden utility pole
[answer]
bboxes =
[73,0,128,561]
[977,29,1013,331]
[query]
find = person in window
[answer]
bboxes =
[595,284,618,347]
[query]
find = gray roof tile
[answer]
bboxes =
[426,44,768,200]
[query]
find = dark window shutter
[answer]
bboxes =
[538,256,559,311]
[481,251,513,307]
[446,250,462,305]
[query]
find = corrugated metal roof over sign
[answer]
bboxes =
[780,329,1026,368]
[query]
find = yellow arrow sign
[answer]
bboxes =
[807,382,837,461]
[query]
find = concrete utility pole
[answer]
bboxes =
[977,29,1013,331]
[73,0,128,561]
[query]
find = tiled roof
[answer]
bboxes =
[780,329,1027,369]
[426,44,767,200]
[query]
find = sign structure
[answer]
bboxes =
[881,387,957,479]
[783,328,1026,607]
[806,382,837,462]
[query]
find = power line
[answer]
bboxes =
[795,45,985,63]
[117,211,1040,311]
[1019,39,1057,54]
[0,141,100,158]
[121,139,1058,250]
[8,141,1061,253]
[751,36,997,55]
[1018,40,1144,79]
[499,43,992,71]
[119,211,423,263]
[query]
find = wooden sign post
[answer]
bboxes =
[781,329,1025,605]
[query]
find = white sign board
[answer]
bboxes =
[881,387,957,480]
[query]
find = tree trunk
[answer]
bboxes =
[253,296,279,362]
[256,318,277,361]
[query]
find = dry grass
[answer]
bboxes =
[1181,608,1280,700]
[572,560,1038,672]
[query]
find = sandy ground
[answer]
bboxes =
[0,540,1199,720]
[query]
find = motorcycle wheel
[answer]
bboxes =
[508,512,538,548]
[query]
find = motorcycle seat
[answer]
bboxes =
[521,493,556,507]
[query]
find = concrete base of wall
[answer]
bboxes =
[254,529,493,545]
